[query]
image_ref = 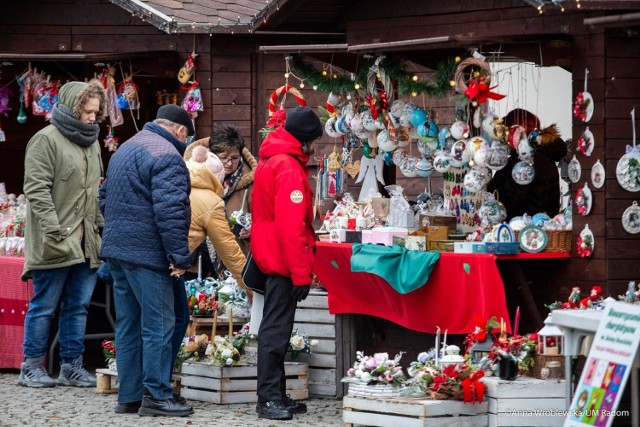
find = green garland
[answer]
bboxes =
[288,54,457,99]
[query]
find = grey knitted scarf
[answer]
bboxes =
[51,103,100,147]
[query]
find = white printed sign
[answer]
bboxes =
[564,301,640,427]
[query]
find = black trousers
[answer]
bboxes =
[257,274,296,402]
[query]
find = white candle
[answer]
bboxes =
[443,329,448,350]
[197,254,202,280]
[435,326,441,366]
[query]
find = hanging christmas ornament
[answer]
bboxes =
[573,68,594,123]
[463,168,486,193]
[517,137,535,163]
[507,125,526,151]
[433,151,452,173]
[344,158,361,179]
[103,126,119,152]
[568,155,582,184]
[415,157,435,178]
[577,224,595,258]
[512,161,535,185]
[483,144,510,171]
[392,148,409,166]
[178,52,197,85]
[575,182,592,216]
[576,127,595,156]
[591,159,605,189]
[399,156,419,178]
[450,120,470,140]
[621,201,640,234]
[438,126,455,149]
[616,108,640,192]
[450,140,468,168]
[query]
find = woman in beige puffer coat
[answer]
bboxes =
[185,146,248,290]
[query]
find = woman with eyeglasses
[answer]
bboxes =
[184,124,256,277]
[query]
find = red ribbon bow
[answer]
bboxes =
[464,78,506,104]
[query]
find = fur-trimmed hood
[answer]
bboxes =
[57,80,107,123]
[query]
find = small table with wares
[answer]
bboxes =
[0,256,32,369]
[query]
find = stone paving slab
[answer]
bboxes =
[0,371,343,427]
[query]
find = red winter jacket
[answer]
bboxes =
[250,127,316,286]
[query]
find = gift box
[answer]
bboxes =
[425,225,448,242]
[454,241,474,253]
[405,235,427,251]
[472,242,487,253]
[329,229,362,243]
[418,214,457,231]
[361,227,408,246]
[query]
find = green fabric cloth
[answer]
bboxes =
[351,243,441,294]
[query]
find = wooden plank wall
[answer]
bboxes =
[603,29,640,298]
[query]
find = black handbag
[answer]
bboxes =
[242,251,267,294]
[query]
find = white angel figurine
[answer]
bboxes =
[355,154,385,202]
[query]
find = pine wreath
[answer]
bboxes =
[288,55,457,99]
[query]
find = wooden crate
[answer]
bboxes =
[284,289,355,398]
[179,361,308,404]
[186,314,249,337]
[95,368,181,395]
[483,376,566,427]
[343,395,488,427]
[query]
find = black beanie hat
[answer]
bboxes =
[156,104,195,136]
[284,107,323,143]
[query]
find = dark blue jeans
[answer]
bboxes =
[172,276,190,371]
[22,261,97,363]
[107,258,175,403]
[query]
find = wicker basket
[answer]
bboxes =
[545,230,572,252]
[529,354,565,379]
[348,382,408,398]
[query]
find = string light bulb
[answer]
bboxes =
[354,83,361,90]
[412,75,419,82]
[299,82,305,89]
[284,73,290,78]
[322,70,327,76]
[411,91,418,97]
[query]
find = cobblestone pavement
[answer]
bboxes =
[0,371,343,427]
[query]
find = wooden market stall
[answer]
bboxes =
[1,1,640,418]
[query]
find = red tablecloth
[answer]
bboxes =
[0,256,32,368]
[313,242,512,334]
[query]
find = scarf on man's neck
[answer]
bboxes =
[50,103,100,147]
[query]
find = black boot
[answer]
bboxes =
[283,395,307,414]
[256,400,292,420]
[138,395,194,417]
[114,400,141,414]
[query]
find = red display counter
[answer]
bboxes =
[0,256,32,368]
[313,242,571,334]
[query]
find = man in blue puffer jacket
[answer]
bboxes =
[99,104,193,417]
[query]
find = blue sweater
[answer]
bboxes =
[99,123,191,270]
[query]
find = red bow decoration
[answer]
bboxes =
[265,108,286,129]
[461,370,486,404]
[464,77,506,104]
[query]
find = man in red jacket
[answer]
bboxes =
[251,106,322,420]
